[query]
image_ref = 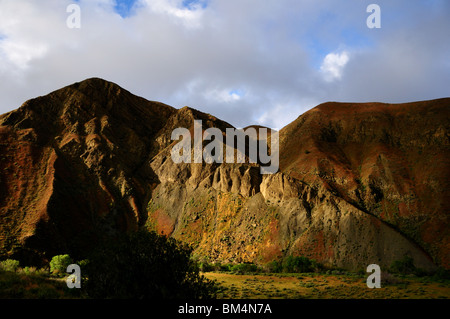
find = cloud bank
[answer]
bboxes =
[0,0,449,129]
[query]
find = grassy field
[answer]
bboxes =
[1,268,449,299]
[0,269,83,299]
[204,272,450,299]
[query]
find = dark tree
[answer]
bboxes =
[83,230,218,299]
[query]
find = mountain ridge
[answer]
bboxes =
[0,78,448,271]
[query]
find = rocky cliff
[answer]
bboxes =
[0,78,448,271]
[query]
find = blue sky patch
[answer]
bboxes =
[182,0,209,10]
[114,0,139,18]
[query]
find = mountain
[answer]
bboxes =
[278,100,450,269]
[0,78,448,271]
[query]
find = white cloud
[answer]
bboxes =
[1,40,47,70]
[140,0,205,28]
[203,87,242,103]
[320,51,349,82]
[0,0,448,129]
[256,98,319,131]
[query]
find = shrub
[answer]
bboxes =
[49,254,73,275]
[282,256,314,273]
[19,266,37,275]
[265,260,283,273]
[230,263,258,274]
[198,261,214,272]
[77,259,89,269]
[0,259,20,272]
[389,255,416,275]
[432,267,450,282]
[83,230,219,299]
[413,267,429,277]
[219,263,233,272]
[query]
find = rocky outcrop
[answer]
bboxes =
[148,155,437,270]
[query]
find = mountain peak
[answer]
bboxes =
[1,78,176,134]
[66,77,126,97]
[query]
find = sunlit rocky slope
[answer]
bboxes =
[0,78,448,271]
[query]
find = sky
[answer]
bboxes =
[0,0,449,129]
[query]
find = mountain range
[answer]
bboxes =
[0,78,448,271]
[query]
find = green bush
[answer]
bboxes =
[198,261,215,272]
[77,259,89,269]
[230,263,258,274]
[265,260,283,273]
[19,266,37,275]
[282,256,314,273]
[432,267,450,282]
[0,259,20,272]
[83,230,219,299]
[218,263,233,272]
[389,255,416,275]
[49,254,73,275]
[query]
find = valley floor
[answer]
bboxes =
[0,269,448,299]
[203,272,450,299]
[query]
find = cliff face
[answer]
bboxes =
[0,78,176,263]
[0,78,448,271]
[278,100,450,269]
